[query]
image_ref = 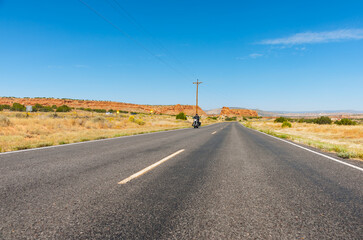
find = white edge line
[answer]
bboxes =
[118,149,185,184]
[212,131,217,134]
[0,123,221,156]
[241,124,363,172]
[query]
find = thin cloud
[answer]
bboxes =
[249,53,263,58]
[259,29,363,45]
[74,64,89,68]
[236,53,263,60]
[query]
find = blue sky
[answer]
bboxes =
[1,0,362,111]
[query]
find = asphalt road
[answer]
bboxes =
[1,122,362,239]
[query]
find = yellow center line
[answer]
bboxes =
[118,149,185,184]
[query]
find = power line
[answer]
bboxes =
[109,0,197,79]
[78,0,191,80]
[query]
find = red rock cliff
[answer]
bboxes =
[0,97,206,116]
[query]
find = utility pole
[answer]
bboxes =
[193,79,202,115]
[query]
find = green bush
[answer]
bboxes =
[243,117,248,121]
[176,112,187,120]
[297,117,332,124]
[93,109,106,113]
[207,116,218,120]
[56,105,71,112]
[314,116,332,125]
[225,116,237,121]
[274,117,290,123]
[33,104,53,112]
[0,104,11,111]
[281,121,292,128]
[335,118,357,125]
[10,103,26,112]
[52,105,57,109]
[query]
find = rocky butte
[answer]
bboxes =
[0,97,206,116]
[220,107,258,117]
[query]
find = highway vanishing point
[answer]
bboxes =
[1,122,362,239]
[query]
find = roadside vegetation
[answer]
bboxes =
[176,112,187,120]
[0,109,216,153]
[242,118,363,160]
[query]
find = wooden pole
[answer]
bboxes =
[193,79,202,115]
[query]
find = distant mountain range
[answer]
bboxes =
[205,107,363,117]
[255,109,363,117]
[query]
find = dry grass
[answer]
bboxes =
[242,119,363,160]
[0,111,217,153]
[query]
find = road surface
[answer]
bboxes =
[1,122,362,239]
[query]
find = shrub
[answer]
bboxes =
[135,119,145,125]
[33,104,53,112]
[281,121,292,128]
[243,117,247,121]
[337,151,357,159]
[129,115,135,122]
[225,116,237,121]
[335,118,357,125]
[93,109,106,113]
[207,116,218,120]
[314,116,332,125]
[176,112,187,120]
[52,105,57,109]
[92,116,106,123]
[0,116,11,126]
[274,117,290,123]
[15,113,27,118]
[297,117,332,124]
[56,105,71,112]
[10,103,26,112]
[0,104,11,111]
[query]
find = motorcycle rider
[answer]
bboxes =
[193,114,201,127]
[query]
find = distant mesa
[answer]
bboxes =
[220,107,258,117]
[0,97,206,116]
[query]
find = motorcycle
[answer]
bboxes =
[192,119,201,128]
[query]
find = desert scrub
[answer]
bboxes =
[92,116,106,123]
[56,105,72,112]
[129,115,135,122]
[335,118,357,125]
[274,117,291,123]
[0,104,11,111]
[176,112,187,120]
[15,113,28,118]
[282,121,292,128]
[11,103,26,112]
[134,118,145,125]
[36,143,53,148]
[207,116,218,120]
[0,116,11,126]
[337,151,357,159]
[225,116,237,121]
[32,104,54,112]
[242,121,363,160]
